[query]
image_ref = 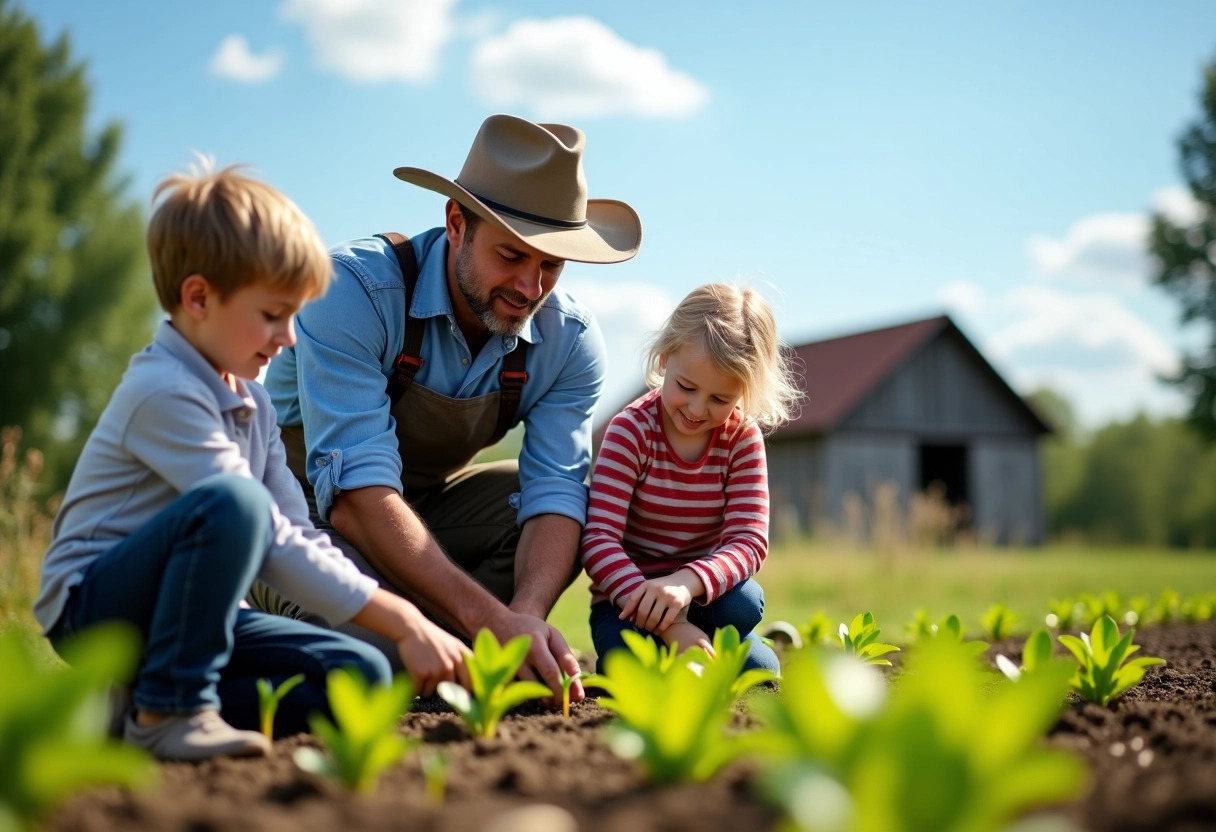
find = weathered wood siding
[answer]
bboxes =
[844,328,1040,436]
[969,437,1043,544]
[766,327,1045,545]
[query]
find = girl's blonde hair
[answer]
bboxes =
[147,159,331,312]
[644,283,804,430]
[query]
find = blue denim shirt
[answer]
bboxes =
[264,228,606,526]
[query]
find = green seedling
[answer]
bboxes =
[1180,595,1212,624]
[1122,596,1150,628]
[620,629,683,672]
[591,627,754,783]
[1151,589,1180,625]
[904,608,937,641]
[710,625,780,697]
[799,611,835,647]
[995,627,1057,682]
[419,748,449,807]
[1077,591,1121,630]
[256,673,305,740]
[753,641,1086,832]
[1057,614,1166,706]
[0,623,158,831]
[559,669,583,719]
[926,613,989,657]
[293,667,414,793]
[437,629,550,739]
[980,603,1019,641]
[836,612,900,666]
[1044,596,1080,632]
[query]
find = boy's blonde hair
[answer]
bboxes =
[147,160,331,312]
[645,283,803,430]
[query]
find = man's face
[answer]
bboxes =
[452,218,565,337]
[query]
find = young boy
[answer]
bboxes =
[33,163,470,762]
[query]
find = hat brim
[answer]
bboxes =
[394,167,641,264]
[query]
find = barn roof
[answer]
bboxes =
[773,313,1051,437]
[592,313,1050,449]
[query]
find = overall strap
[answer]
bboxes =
[490,341,529,446]
[377,233,423,405]
[377,231,529,442]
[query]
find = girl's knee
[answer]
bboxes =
[715,580,766,635]
[744,633,781,674]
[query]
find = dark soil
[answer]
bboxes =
[46,621,1216,832]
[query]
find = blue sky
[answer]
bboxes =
[22,1,1216,428]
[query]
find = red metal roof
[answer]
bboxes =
[777,315,952,435]
[594,313,1046,450]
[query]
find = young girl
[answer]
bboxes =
[580,283,802,673]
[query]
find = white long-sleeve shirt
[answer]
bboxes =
[34,321,377,634]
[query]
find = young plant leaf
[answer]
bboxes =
[836,611,900,666]
[256,673,305,740]
[294,667,414,793]
[1057,615,1166,706]
[753,640,1086,832]
[559,669,582,719]
[0,623,158,829]
[437,630,550,738]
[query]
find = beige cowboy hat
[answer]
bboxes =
[394,114,641,264]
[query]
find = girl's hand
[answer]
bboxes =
[659,621,714,657]
[620,576,693,633]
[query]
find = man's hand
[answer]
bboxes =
[351,589,471,697]
[618,569,705,634]
[489,608,584,703]
[659,621,714,657]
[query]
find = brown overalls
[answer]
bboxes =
[254,234,532,665]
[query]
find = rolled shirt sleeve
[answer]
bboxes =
[290,252,405,522]
[516,312,605,526]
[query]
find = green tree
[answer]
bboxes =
[1149,56,1216,439]
[1050,414,1216,547]
[0,0,157,492]
[1029,388,1088,531]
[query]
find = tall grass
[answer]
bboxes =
[0,427,53,637]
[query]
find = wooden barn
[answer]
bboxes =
[766,314,1051,545]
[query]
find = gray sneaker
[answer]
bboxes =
[124,710,270,761]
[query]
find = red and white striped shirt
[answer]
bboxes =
[580,388,769,607]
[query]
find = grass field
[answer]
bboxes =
[6,424,1215,659]
[548,540,1216,655]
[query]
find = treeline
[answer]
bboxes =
[1041,413,1216,548]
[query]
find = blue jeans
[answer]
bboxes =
[49,474,391,737]
[588,578,779,674]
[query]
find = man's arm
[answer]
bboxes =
[329,485,581,700]
[511,512,580,618]
[509,513,585,701]
[328,484,502,635]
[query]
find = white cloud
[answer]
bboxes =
[1025,186,1209,290]
[471,17,709,120]
[1026,212,1150,289]
[208,35,284,83]
[1152,185,1204,227]
[936,280,1183,428]
[563,277,676,412]
[279,0,456,83]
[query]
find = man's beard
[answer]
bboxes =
[454,240,546,337]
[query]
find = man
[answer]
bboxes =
[259,114,642,703]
